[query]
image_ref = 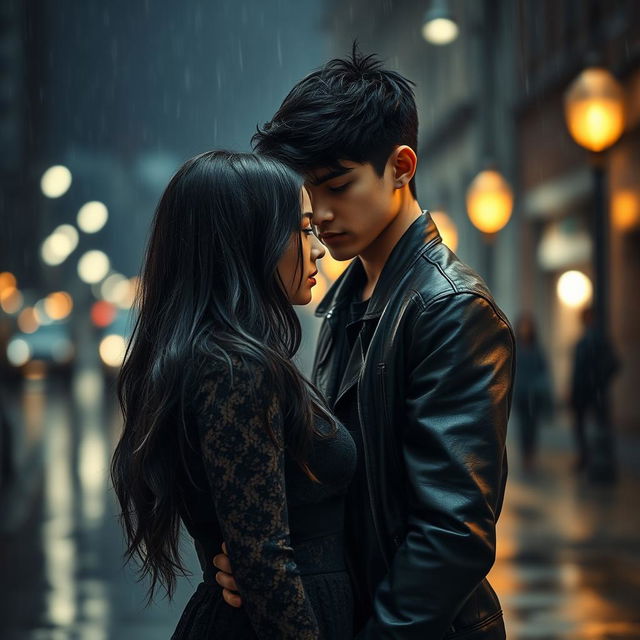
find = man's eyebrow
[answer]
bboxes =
[308,166,353,186]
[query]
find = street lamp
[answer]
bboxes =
[563,65,626,483]
[466,169,513,234]
[421,0,459,46]
[465,167,513,289]
[564,68,625,153]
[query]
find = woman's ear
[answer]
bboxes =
[391,145,417,189]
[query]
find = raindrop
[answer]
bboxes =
[277,31,283,67]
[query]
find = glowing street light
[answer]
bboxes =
[557,270,593,308]
[563,65,625,483]
[466,169,513,234]
[564,67,625,153]
[422,0,459,46]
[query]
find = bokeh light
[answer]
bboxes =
[99,334,127,368]
[18,307,40,334]
[7,338,32,367]
[34,299,53,326]
[557,270,593,308]
[41,165,72,198]
[100,273,127,304]
[564,68,626,152]
[77,201,109,233]
[44,292,74,320]
[612,189,640,231]
[0,287,24,314]
[422,18,459,45]
[0,271,17,292]
[41,225,79,266]
[100,275,137,310]
[77,250,110,284]
[466,169,514,234]
[91,300,117,328]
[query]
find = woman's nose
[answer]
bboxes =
[312,236,326,260]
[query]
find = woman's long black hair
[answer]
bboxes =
[110,150,337,604]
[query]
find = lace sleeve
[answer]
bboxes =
[192,356,320,640]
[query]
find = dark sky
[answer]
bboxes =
[38,0,329,158]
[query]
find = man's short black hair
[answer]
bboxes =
[252,43,419,198]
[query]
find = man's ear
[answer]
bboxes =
[390,145,417,189]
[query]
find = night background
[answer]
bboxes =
[1,1,640,638]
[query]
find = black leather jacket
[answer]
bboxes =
[312,212,515,639]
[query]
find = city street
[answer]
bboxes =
[1,374,639,639]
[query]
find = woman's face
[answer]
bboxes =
[277,187,325,305]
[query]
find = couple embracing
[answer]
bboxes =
[111,47,515,640]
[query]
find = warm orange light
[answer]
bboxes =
[44,291,74,320]
[430,210,459,252]
[564,67,625,152]
[0,286,23,314]
[466,170,513,234]
[0,271,17,293]
[18,307,40,333]
[319,254,352,281]
[612,189,640,231]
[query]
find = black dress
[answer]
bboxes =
[171,355,357,640]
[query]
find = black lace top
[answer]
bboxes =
[175,355,357,640]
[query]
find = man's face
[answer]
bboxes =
[305,158,400,261]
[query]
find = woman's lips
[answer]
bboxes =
[308,270,317,286]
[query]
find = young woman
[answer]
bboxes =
[110,151,356,639]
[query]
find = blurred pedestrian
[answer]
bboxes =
[569,306,620,473]
[513,312,552,472]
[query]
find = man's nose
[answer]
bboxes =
[311,205,333,228]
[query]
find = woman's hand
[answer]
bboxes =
[213,542,243,608]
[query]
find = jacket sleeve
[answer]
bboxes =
[192,357,320,640]
[358,293,515,639]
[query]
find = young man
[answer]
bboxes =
[214,48,515,639]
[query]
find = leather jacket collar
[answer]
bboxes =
[315,210,441,320]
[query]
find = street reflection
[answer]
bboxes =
[1,373,639,638]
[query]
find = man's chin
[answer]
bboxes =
[327,246,358,262]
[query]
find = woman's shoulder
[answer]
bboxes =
[188,351,276,410]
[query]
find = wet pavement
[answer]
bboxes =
[1,371,639,639]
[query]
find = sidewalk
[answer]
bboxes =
[491,417,640,640]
